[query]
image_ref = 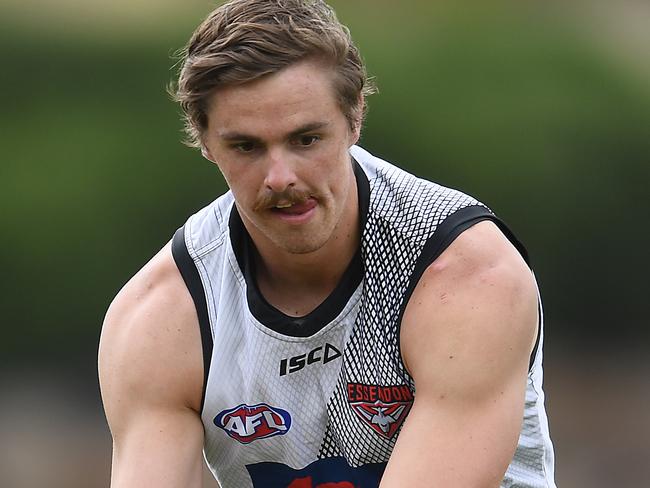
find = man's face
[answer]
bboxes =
[201,60,361,255]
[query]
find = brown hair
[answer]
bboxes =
[172,0,376,148]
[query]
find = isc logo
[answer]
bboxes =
[279,343,342,376]
[214,403,292,444]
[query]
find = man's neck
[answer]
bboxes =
[254,233,359,317]
[249,178,360,317]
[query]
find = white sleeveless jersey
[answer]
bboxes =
[172,146,556,488]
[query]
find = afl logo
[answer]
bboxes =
[214,403,292,444]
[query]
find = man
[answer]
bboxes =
[99,1,556,487]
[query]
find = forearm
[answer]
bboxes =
[379,393,522,488]
[110,409,205,488]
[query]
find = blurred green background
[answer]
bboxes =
[1,0,648,486]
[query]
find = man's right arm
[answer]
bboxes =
[98,243,206,488]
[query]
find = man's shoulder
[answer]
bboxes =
[99,243,204,414]
[423,220,533,289]
[105,243,194,326]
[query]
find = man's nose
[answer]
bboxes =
[263,149,297,193]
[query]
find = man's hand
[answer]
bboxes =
[381,221,538,487]
[98,243,205,488]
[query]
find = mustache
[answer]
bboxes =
[253,187,313,211]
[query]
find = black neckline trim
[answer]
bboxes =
[229,157,369,337]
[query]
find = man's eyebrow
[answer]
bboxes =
[288,121,330,137]
[219,122,330,142]
[219,131,262,142]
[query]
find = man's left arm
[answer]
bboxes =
[380,221,539,487]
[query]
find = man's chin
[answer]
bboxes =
[270,233,330,255]
[278,241,327,255]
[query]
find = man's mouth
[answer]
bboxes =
[271,198,317,215]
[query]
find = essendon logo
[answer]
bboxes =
[214,403,291,444]
[347,383,413,439]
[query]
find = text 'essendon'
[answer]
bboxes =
[346,383,413,403]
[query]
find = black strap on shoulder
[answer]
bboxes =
[171,226,213,411]
[397,205,540,371]
[420,205,500,271]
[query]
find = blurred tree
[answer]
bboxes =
[0,0,648,369]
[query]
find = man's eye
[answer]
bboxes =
[232,142,256,153]
[293,135,320,147]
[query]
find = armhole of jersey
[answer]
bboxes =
[397,205,540,372]
[171,226,213,411]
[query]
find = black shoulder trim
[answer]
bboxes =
[397,205,539,371]
[353,156,370,231]
[171,226,212,411]
[530,300,542,370]
[420,205,499,272]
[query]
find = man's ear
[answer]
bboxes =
[201,145,216,163]
[351,96,365,145]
